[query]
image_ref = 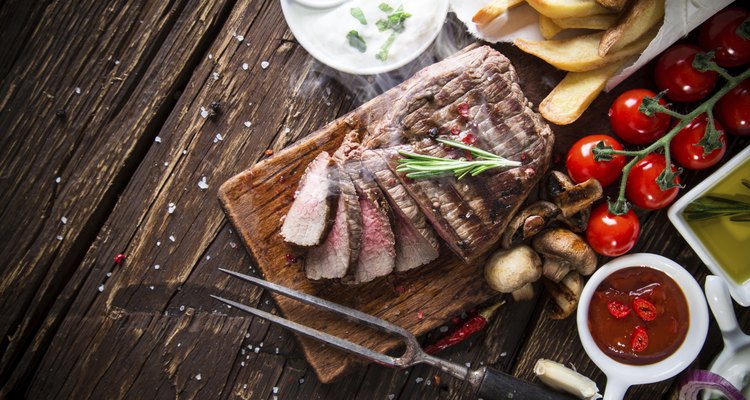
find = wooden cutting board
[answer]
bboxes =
[217,44,629,383]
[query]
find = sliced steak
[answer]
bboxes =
[361,150,438,271]
[281,151,339,247]
[305,165,361,280]
[341,149,396,284]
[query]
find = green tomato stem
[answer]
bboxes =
[603,63,750,215]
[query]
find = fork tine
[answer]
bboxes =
[210,295,399,366]
[218,268,415,341]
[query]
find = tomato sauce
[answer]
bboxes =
[588,266,689,365]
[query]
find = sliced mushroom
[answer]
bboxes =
[501,201,561,249]
[559,207,591,233]
[543,271,583,320]
[484,245,542,302]
[532,228,598,281]
[541,171,603,218]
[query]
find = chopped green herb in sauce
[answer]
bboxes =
[376,32,397,61]
[378,3,394,12]
[350,7,367,25]
[347,30,367,53]
[376,5,411,33]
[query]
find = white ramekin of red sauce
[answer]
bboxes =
[576,253,709,400]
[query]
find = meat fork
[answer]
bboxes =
[212,268,573,400]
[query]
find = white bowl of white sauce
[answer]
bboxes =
[280,0,450,75]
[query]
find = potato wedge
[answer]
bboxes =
[599,0,665,56]
[539,15,563,39]
[473,0,526,25]
[595,0,629,12]
[540,61,624,125]
[526,0,613,19]
[514,28,655,72]
[552,14,618,30]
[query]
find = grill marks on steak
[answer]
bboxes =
[283,46,554,281]
[361,150,439,271]
[280,151,339,247]
[305,166,361,280]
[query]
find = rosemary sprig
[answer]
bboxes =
[593,52,750,215]
[397,138,521,180]
[684,179,750,222]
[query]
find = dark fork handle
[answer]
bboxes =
[476,367,577,400]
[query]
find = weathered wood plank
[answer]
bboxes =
[0,0,236,395]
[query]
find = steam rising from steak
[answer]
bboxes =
[282,46,554,282]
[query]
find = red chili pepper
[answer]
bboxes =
[631,325,649,352]
[461,133,476,145]
[457,103,470,118]
[633,298,657,321]
[607,300,631,319]
[424,300,504,354]
[113,253,126,265]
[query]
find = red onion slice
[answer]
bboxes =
[679,370,745,400]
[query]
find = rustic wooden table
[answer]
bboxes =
[1,1,748,399]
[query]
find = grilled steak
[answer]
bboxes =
[305,165,361,280]
[280,151,339,247]
[361,150,439,271]
[285,45,553,281]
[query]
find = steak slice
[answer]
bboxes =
[341,151,396,284]
[361,150,439,271]
[305,165,361,280]
[280,151,339,247]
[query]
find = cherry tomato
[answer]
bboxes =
[633,298,657,322]
[631,326,649,353]
[608,301,631,319]
[609,89,671,145]
[670,114,726,170]
[566,135,626,187]
[715,79,750,136]
[586,202,640,257]
[655,44,718,102]
[626,154,680,210]
[698,7,750,68]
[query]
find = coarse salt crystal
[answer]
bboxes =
[439,326,448,333]
[163,162,168,167]
[272,387,278,394]
[214,133,223,143]
[299,378,305,384]
[195,374,202,381]
[156,241,161,246]
[500,352,507,357]
[74,87,81,95]
[388,395,395,400]
[243,121,252,128]
[114,60,120,65]
[200,107,209,119]
[179,305,185,311]
[243,384,248,389]
[240,361,245,367]
[211,71,220,80]
[61,216,67,224]
[56,235,63,241]
[182,149,187,155]
[106,272,112,277]
[260,61,269,69]
[416,377,424,384]
[245,333,250,338]
[169,235,176,242]
[168,203,176,214]
[426,380,432,386]
[98,284,104,292]
[208,54,213,60]
[154,136,162,143]
[254,347,260,353]
[275,347,279,354]
[242,63,249,70]
[154,264,160,270]
[149,285,154,290]
[198,176,208,190]
[55,176,61,184]
[259,342,263,347]
[206,255,210,260]
[236,35,244,42]
[465,362,471,368]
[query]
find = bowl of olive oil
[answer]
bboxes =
[669,145,750,306]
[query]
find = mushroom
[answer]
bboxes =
[532,228,597,282]
[501,201,562,249]
[484,245,542,302]
[543,271,584,320]
[540,170,602,223]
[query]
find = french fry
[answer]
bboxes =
[540,61,625,125]
[599,0,665,56]
[473,0,526,25]
[552,14,618,30]
[594,0,630,12]
[514,28,655,72]
[539,15,563,40]
[526,0,613,19]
